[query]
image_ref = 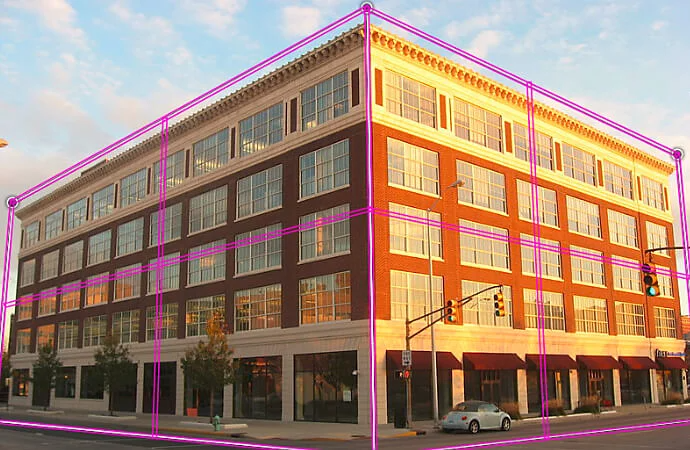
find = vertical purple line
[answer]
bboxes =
[526,83,550,437]
[362,3,377,448]
[0,204,17,376]
[674,158,690,312]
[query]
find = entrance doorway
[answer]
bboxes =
[143,362,176,415]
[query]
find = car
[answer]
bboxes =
[440,400,512,434]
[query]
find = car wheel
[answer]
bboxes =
[501,418,511,431]
[468,420,480,434]
[441,427,448,433]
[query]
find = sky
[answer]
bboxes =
[1,0,689,348]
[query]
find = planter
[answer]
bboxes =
[186,407,198,417]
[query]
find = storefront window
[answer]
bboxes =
[80,366,104,399]
[233,356,282,420]
[527,370,571,413]
[55,367,76,398]
[620,369,651,404]
[464,370,517,408]
[656,370,682,402]
[578,369,613,405]
[12,369,29,397]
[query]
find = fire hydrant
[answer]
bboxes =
[212,415,221,432]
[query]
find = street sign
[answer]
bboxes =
[402,350,412,367]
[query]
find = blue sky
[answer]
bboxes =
[1,0,689,343]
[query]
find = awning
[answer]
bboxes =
[525,354,578,370]
[576,355,622,370]
[463,353,527,370]
[619,356,659,370]
[657,357,688,370]
[386,350,462,370]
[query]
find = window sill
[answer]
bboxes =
[186,278,226,289]
[146,288,179,296]
[387,183,440,199]
[235,206,283,223]
[298,184,350,202]
[568,230,603,241]
[187,223,227,238]
[298,318,352,327]
[613,288,643,295]
[457,202,509,217]
[389,249,443,261]
[518,216,560,230]
[113,296,140,302]
[460,262,511,273]
[234,265,281,278]
[521,273,564,282]
[84,303,108,309]
[297,251,351,264]
[148,237,182,249]
[571,281,607,288]
[58,307,80,313]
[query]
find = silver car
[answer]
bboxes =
[441,401,512,434]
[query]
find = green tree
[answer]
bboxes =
[31,344,62,411]
[181,312,235,423]
[93,335,135,416]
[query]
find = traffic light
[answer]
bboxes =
[444,299,460,324]
[494,292,506,317]
[395,370,403,380]
[642,263,660,297]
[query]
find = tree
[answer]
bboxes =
[31,344,62,411]
[93,335,135,416]
[181,312,235,423]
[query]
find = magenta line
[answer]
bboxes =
[363,3,377,448]
[0,420,310,450]
[0,204,16,374]
[674,158,690,314]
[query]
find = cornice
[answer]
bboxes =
[368,25,675,176]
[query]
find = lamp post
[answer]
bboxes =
[427,178,464,427]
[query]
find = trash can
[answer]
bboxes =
[393,393,407,429]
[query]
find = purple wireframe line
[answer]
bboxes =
[0,205,16,375]
[674,158,690,313]
[0,420,311,450]
[369,8,528,87]
[363,4,377,448]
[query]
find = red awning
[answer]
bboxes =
[577,355,621,370]
[386,350,462,370]
[525,354,578,370]
[463,353,527,370]
[657,357,688,370]
[619,356,659,370]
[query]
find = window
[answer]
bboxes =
[566,196,601,238]
[640,176,665,211]
[562,143,596,185]
[299,271,351,324]
[193,129,229,176]
[112,310,140,344]
[186,295,225,337]
[384,71,435,127]
[80,366,104,399]
[574,296,609,334]
[37,324,55,350]
[83,315,107,347]
[57,320,79,350]
[656,266,674,298]
[603,161,633,199]
[91,184,115,219]
[17,297,32,321]
[523,290,565,331]
[462,281,512,327]
[388,138,439,195]
[38,290,57,317]
[60,282,80,312]
[188,240,226,286]
[570,246,605,286]
[146,303,178,340]
[301,71,349,130]
[613,256,641,292]
[88,229,111,266]
[520,234,562,279]
[390,270,443,321]
[55,367,76,398]
[615,302,645,336]
[389,203,441,258]
[66,198,88,231]
[150,203,182,245]
[239,103,283,157]
[23,221,40,248]
[646,222,669,256]
[40,249,59,281]
[456,161,506,213]
[116,218,144,257]
[299,204,350,261]
[235,285,281,332]
[189,185,227,234]
[608,210,638,248]
[12,368,29,396]
[655,307,676,338]
[85,273,109,307]
[19,259,35,287]
[147,252,180,293]
[454,99,502,151]
[516,180,558,227]
[236,165,282,218]
[62,241,83,274]
[513,123,553,169]
[235,224,281,275]
[299,139,349,198]
[16,329,31,354]
[153,150,185,193]
[120,168,148,208]
[45,210,63,240]
[459,220,510,270]
[114,263,141,301]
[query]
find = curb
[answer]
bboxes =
[522,411,617,422]
[158,426,248,438]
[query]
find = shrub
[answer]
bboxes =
[684,397,690,404]
[499,402,522,420]
[661,391,683,405]
[574,396,600,414]
[547,399,566,416]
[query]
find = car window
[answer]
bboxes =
[453,402,479,412]
[478,404,490,412]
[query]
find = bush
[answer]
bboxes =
[547,399,566,416]
[661,391,683,405]
[574,396,600,414]
[684,397,690,404]
[499,402,522,420]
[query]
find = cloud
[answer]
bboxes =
[651,20,667,31]
[5,0,87,48]
[109,1,175,37]
[468,30,503,59]
[399,7,433,28]
[180,0,247,37]
[281,6,321,38]
[444,0,520,40]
